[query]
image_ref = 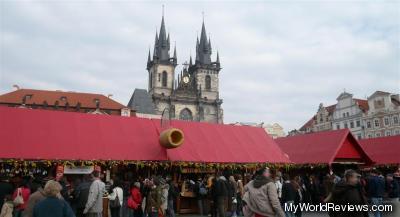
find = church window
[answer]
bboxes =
[205,75,211,90]
[179,108,193,121]
[162,71,167,87]
[158,73,161,82]
[350,121,354,128]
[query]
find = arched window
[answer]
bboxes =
[179,108,193,121]
[162,71,168,87]
[205,75,211,90]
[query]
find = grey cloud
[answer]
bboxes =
[1,1,399,132]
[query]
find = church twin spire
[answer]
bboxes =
[196,22,212,65]
[147,14,177,69]
[147,12,220,70]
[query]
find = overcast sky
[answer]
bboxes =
[1,0,399,132]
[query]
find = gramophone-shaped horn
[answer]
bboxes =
[159,128,184,149]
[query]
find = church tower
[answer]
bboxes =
[147,14,177,114]
[134,13,223,123]
[188,21,223,123]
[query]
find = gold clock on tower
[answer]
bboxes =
[183,76,190,84]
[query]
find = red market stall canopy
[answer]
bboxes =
[0,107,290,163]
[275,129,373,165]
[359,135,400,165]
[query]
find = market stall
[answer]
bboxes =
[359,135,400,167]
[275,129,374,173]
[0,106,290,215]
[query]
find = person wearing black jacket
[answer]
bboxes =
[386,174,399,217]
[307,175,321,204]
[281,174,297,217]
[210,177,218,217]
[194,178,207,216]
[331,170,368,217]
[167,178,178,217]
[213,176,228,217]
[74,175,93,217]
[366,170,385,217]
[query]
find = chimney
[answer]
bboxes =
[13,84,20,90]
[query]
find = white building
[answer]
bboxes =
[363,91,400,138]
[332,92,369,139]
[263,123,286,139]
[232,122,286,139]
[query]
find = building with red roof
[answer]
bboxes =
[276,129,373,165]
[293,91,399,141]
[359,135,400,165]
[0,88,134,117]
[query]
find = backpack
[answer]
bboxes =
[109,189,121,208]
[13,188,24,206]
[199,184,208,196]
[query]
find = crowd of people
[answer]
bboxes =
[0,167,399,217]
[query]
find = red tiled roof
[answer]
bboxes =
[359,135,400,165]
[0,106,290,163]
[299,116,315,131]
[391,97,400,106]
[0,89,126,110]
[275,129,373,164]
[299,101,368,131]
[354,99,369,112]
[326,104,336,114]
[299,104,336,131]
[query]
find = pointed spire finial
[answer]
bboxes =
[173,42,177,61]
[216,51,220,63]
[148,48,151,61]
[162,4,165,17]
[202,11,205,23]
[147,47,152,69]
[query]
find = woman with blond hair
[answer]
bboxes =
[32,180,75,217]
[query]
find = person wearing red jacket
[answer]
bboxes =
[12,180,31,217]
[128,182,142,217]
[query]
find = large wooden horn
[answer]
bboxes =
[159,128,184,149]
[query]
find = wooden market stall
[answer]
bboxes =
[0,106,290,215]
[275,129,374,172]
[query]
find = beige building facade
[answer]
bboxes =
[363,91,400,138]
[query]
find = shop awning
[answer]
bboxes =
[0,106,165,161]
[359,135,400,165]
[275,129,373,165]
[161,120,290,163]
[0,107,289,163]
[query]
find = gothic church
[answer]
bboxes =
[128,15,223,123]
